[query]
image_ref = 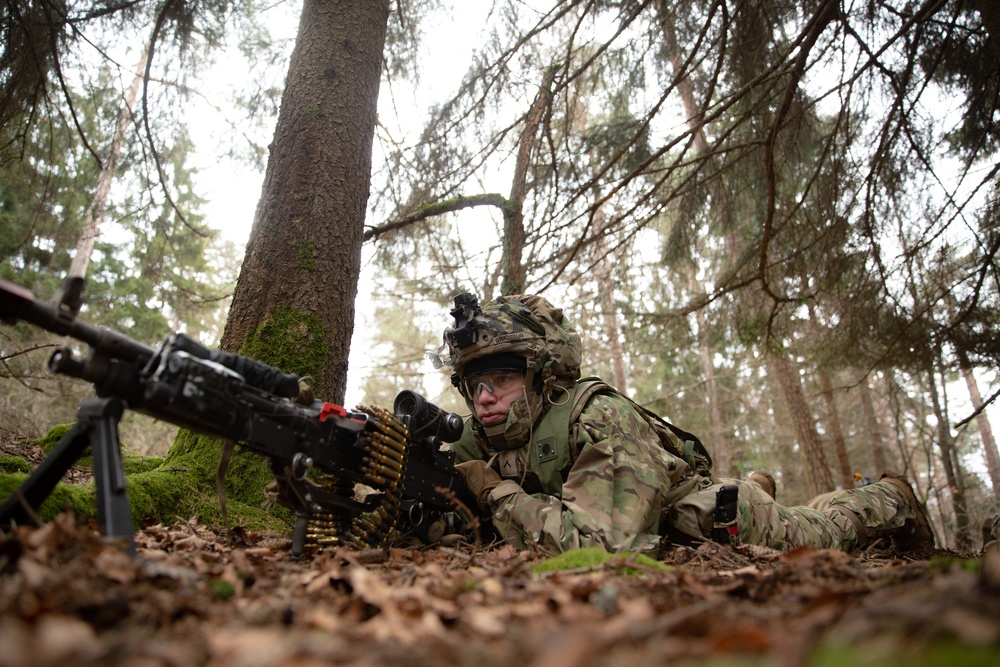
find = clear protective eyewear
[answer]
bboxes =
[461,370,526,402]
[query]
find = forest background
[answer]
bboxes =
[0,0,999,554]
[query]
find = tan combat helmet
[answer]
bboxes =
[442,293,583,450]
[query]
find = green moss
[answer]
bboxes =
[38,423,74,454]
[209,578,236,600]
[927,554,981,575]
[531,547,672,575]
[0,426,290,534]
[0,456,32,474]
[239,305,328,381]
[126,454,165,474]
[301,103,324,118]
[161,431,290,529]
[297,243,317,271]
[810,640,1000,667]
[0,472,26,501]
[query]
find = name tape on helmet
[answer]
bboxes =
[493,332,531,344]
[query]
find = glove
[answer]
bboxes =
[455,460,503,514]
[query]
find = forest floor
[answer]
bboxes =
[1,437,999,667]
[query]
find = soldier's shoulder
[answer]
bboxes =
[576,387,645,423]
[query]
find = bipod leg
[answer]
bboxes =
[0,397,135,555]
[84,398,136,554]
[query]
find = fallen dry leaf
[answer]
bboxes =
[0,510,996,667]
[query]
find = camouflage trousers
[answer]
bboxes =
[668,476,920,553]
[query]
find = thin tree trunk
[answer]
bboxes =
[660,0,831,490]
[928,364,972,550]
[768,353,835,496]
[501,67,556,295]
[959,356,1000,502]
[686,270,731,477]
[69,49,148,277]
[817,368,853,488]
[856,371,890,474]
[590,202,629,393]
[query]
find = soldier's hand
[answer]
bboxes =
[455,460,502,514]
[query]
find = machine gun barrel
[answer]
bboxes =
[1,277,155,365]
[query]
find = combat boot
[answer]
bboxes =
[747,471,777,500]
[877,472,934,553]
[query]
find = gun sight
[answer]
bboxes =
[393,390,463,444]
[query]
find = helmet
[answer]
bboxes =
[442,293,583,450]
[445,293,582,392]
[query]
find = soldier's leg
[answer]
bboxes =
[667,478,858,550]
[822,473,933,552]
[738,472,933,553]
[736,480,858,551]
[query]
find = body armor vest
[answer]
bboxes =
[449,377,714,495]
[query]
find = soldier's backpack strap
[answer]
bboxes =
[569,377,714,476]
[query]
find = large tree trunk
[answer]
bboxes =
[156,0,390,526]
[221,0,390,402]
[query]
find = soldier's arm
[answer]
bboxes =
[487,394,686,553]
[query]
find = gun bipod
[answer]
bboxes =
[0,397,136,554]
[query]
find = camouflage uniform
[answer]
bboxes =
[439,293,930,555]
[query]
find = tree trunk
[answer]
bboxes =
[501,68,555,295]
[221,0,389,402]
[590,201,629,394]
[69,49,148,278]
[976,0,1000,72]
[659,5,835,490]
[927,365,972,550]
[817,368,853,489]
[959,355,1000,502]
[768,353,835,496]
[153,0,391,527]
[686,270,732,477]
[856,371,890,474]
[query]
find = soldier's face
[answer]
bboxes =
[468,371,526,426]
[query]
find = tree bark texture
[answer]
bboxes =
[221,0,390,401]
[856,372,890,475]
[768,353,835,496]
[817,368,853,489]
[960,358,1000,502]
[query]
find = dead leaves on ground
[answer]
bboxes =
[0,512,998,667]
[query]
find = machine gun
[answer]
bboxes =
[0,277,471,557]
